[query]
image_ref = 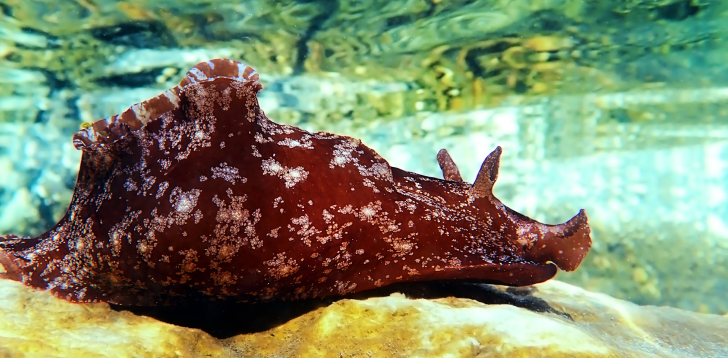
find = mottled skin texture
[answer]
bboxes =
[0,59,591,305]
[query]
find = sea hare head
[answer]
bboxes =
[465,146,591,272]
[0,59,591,305]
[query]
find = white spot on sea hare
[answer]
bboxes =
[329,139,361,168]
[273,197,283,208]
[173,191,197,213]
[283,167,307,188]
[360,206,378,220]
[211,162,245,184]
[265,253,300,280]
[169,187,201,224]
[261,158,308,188]
[159,159,172,170]
[251,145,262,157]
[357,162,393,182]
[322,209,334,224]
[155,181,169,199]
[277,137,313,149]
[124,178,138,192]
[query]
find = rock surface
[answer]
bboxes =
[0,278,725,358]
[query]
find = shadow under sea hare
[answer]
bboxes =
[0,59,592,305]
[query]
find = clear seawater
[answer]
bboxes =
[0,0,726,316]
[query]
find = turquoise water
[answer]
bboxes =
[0,0,727,315]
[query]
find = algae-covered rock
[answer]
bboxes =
[0,278,725,358]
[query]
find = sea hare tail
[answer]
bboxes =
[0,236,24,281]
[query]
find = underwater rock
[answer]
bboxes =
[0,59,590,305]
[0,279,223,357]
[0,278,726,357]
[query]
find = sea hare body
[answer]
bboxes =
[0,59,591,305]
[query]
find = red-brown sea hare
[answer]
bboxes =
[0,59,591,305]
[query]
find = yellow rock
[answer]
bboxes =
[228,292,611,357]
[0,279,225,358]
[0,279,726,357]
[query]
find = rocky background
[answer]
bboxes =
[0,0,727,314]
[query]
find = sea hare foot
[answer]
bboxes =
[0,59,591,305]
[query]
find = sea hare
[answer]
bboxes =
[0,59,591,305]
